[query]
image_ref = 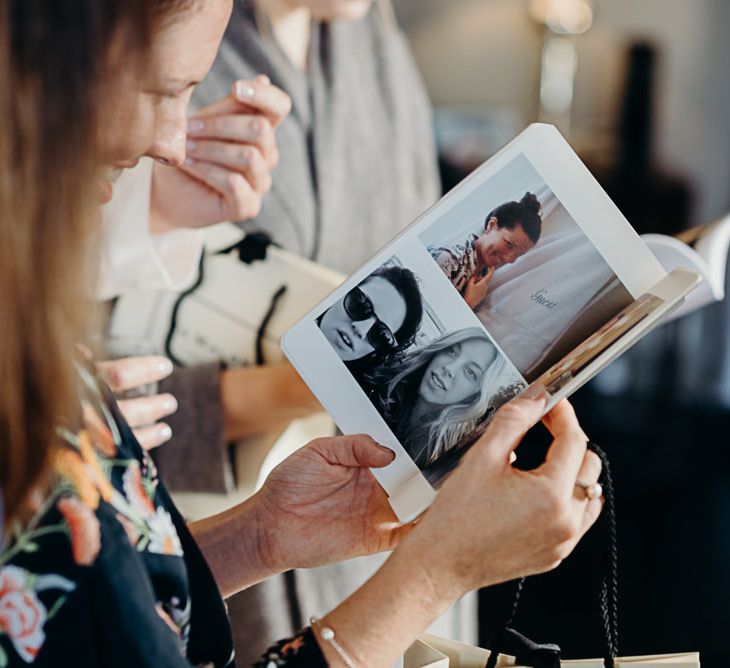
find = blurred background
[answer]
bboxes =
[391,0,730,665]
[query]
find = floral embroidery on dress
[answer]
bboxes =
[0,565,74,667]
[0,362,195,665]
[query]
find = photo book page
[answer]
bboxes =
[282,124,700,520]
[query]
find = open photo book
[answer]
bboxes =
[281,123,702,520]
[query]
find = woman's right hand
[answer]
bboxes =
[402,397,602,597]
[315,398,602,667]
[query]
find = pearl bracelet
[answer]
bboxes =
[310,617,357,668]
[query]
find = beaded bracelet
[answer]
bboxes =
[310,617,358,668]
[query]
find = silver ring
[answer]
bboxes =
[575,480,603,500]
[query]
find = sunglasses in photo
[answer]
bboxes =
[343,286,399,352]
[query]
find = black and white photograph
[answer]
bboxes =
[317,256,524,482]
[420,153,635,380]
[283,124,668,514]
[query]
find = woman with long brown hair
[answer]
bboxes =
[0,1,603,666]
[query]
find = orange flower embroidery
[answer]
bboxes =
[57,496,101,566]
[77,431,114,503]
[81,400,117,457]
[122,462,155,519]
[53,449,100,510]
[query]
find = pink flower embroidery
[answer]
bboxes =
[0,566,46,662]
[57,496,101,566]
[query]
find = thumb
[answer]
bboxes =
[475,397,546,463]
[310,435,396,469]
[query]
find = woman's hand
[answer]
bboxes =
[253,435,411,572]
[149,75,291,232]
[96,356,178,450]
[463,266,495,308]
[404,397,602,598]
[316,398,602,667]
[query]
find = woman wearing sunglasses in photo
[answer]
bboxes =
[318,265,424,364]
[369,328,522,471]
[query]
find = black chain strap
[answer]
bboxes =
[485,442,619,668]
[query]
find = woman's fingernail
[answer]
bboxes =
[157,359,173,376]
[235,81,255,100]
[186,139,197,152]
[158,424,173,443]
[162,396,178,413]
[188,118,205,133]
[377,444,395,458]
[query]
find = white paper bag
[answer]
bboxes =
[404,634,700,668]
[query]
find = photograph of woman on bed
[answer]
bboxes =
[428,192,543,309]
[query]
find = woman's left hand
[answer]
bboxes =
[253,435,411,571]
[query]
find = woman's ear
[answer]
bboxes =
[485,216,498,232]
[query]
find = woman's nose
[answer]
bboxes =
[351,317,375,340]
[148,113,187,167]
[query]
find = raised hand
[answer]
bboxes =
[150,75,292,231]
[408,397,602,596]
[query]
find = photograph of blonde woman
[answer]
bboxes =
[368,327,524,470]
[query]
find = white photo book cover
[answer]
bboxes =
[281,124,701,520]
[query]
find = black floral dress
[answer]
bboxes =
[0,365,325,668]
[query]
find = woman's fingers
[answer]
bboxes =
[133,423,173,451]
[310,434,396,469]
[572,449,603,503]
[475,397,546,464]
[185,139,272,191]
[96,356,173,394]
[193,77,291,128]
[178,159,262,220]
[538,399,589,490]
[231,77,292,126]
[117,393,178,429]
[187,114,276,162]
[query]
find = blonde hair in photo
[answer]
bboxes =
[380,327,507,464]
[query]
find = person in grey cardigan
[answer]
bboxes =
[143,0,477,662]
